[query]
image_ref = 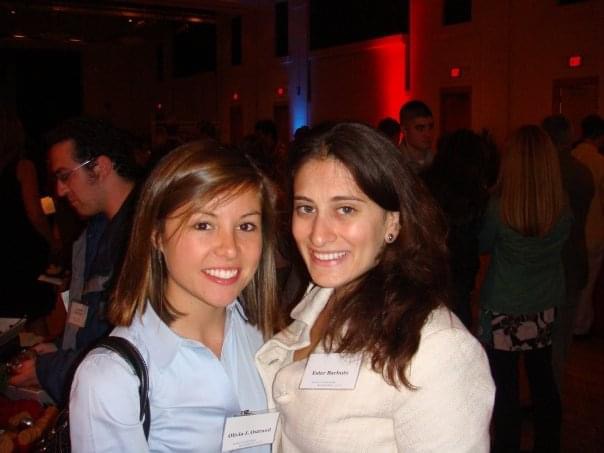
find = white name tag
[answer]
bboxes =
[300,353,362,390]
[222,411,279,452]
[67,301,88,328]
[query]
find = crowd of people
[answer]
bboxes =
[1,100,603,452]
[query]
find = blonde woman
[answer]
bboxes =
[69,141,279,452]
[479,125,571,453]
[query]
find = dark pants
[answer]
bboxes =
[490,347,561,453]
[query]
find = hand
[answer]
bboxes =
[32,342,58,355]
[8,357,40,388]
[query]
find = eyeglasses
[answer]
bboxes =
[54,159,94,183]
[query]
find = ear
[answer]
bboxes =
[386,211,401,240]
[95,155,114,181]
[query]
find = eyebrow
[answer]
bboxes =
[194,210,261,218]
[293,195,366,203]
[241,210,262,218]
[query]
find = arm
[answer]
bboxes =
[69,349,149,453]
[16,160,55,246]
[393,326,495,452]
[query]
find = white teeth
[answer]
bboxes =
[313,251,347,261]
[205,269,238,279]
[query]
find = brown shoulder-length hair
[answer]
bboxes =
[109,140,279,339]
[498,125,565,237]
[290,122,450,389]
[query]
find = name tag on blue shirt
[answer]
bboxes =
[222,411,279,451]
[300,353,362,390]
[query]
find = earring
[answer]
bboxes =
[386,233,394,243]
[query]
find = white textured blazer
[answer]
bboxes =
[255,285,495,453]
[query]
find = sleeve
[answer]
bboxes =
[69,350,149,453]
[478,198,499,254]
[392,327,495,453]
[36,348,78,404]
[36,294,112,404]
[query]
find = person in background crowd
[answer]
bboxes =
[480,125,570,453]
[198,120,218,140]
[423,129,491,329]
[376,117,401,146]
[542,114,594,388]
[70,141,279,452]
[256,123,494,452]
[0,107,56,319]
[571,114,604,337]
[293,126,311,143]
[9,117,140,403]
[399,100,435,174]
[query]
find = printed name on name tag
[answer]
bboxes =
[300,353,362,390]
[222,411,279,452]
[67,301,88,328]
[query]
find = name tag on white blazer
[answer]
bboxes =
[300,353,362,390]
[222,411,279,451]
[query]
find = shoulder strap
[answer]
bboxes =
[94,336,151,439]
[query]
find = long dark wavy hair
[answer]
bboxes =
[289,122,450,389]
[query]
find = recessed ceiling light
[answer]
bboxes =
[68,38,82,43]
[12,34,26,39]
[10,10,16,15]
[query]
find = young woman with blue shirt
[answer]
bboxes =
[69,141,279,452]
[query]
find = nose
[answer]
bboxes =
[56,179,68,197]
[310,214,336,247]
[214,228,237,259]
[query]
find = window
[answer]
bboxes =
[172,24,217,77]
[275,2,288,57]
[231,16,242,65]
[309,0,408,50]
[443,0,472,26]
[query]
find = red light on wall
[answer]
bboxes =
[232,92,239,101]
[450,67,462,78]
[156,103,163,110]
[277,87,285,97]
[568,55,582,68]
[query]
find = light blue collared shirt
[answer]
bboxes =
[69,301,270,453]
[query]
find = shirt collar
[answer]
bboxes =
[266,284,333,350]
[134,300,244,369]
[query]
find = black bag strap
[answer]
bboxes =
[93,336,151,439]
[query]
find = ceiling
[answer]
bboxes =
[0,0,258,46]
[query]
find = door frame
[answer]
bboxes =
[439,86,472,134]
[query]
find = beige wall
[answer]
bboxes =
[81,0,409,143]
[309,35,408,127]
[410,0,604,144]
[82,1,291,143]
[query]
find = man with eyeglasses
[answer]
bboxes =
[9,117,140,403]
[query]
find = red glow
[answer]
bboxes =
[372,35,408,123]
[277,87,285,97]
[569,55,582,68]
[450,67,461,78]
[156,103,163,110]
[232,92,239,101]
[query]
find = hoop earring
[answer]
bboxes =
[386,233,394,243]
